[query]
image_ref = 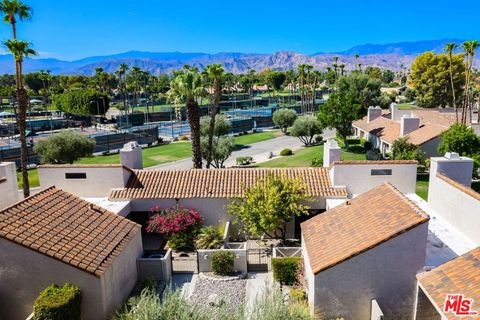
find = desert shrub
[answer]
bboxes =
[280,148,293,156]
[211,251,235,275]
[33,283,81,320]
[179,135,189,141]
[289,287,307,303]
[236,156,253,165]
[34,130,95,164]
[195,225,224,249]
[272,108,297,133]
[146,205,203,250]
[271,257,301,285]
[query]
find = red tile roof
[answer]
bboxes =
[301,183,429,274]
[109,168,348,200]
[0,187,141,277]
[417,247,480,320]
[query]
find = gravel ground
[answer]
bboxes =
[190,274,246,311]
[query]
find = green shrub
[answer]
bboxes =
[289,287,307,302]
[236,156,253,165]
[271,257,301,285]
[51,90,109,115]
[280,148,293,156]
[314,135,323,144]
[310,157,323,167]
[179,135,189,141]
[363,140,372,150]
[33,283,82,320]
[211,251,235,275]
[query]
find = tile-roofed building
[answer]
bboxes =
[301,182,429,274]
[301,182,430,319]
[352,106,465,156]
[0,186,141,277]
[416,247,480,319]
[332,159,417,165]
[109,167,348,200]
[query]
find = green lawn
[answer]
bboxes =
[256,144,366,168]
[17,168,39,189]
[76,142,193,168]
[396,103,417,109]
[234,131,277,146]
[416,174,429,200]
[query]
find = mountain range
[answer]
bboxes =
[0,39,473,75]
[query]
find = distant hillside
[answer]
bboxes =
[0,39,475,75]
[331,38,466,55]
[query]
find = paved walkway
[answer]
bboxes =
[147,128,335,170]
[245,272,273,317]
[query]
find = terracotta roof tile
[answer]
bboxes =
[0,187,141,277]
[109,168,348,200]
[301,183,429,274]
[417,247,480,320]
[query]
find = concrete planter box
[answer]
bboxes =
[137,249,172,282]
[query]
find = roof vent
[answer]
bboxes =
[444,152,460,160]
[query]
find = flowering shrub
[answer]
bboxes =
[146,205,203,249]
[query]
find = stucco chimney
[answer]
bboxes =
[323,139,341,167]
[429,153,474,187]
[0,162,19,209]
[400,115,420,136]
[120,141,143,169]
[367,106,382,123]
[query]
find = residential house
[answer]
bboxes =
[416,247,480,319]
[0,186,142,320]
[301,183,430,319]
[353,104,469,156]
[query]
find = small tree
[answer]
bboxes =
[200,114,231,137]
[228,175,310,243]
[272,108,297,133]
[200,135,235,168]
[391,137,426,165]
[290,115,323,146]
[34,130,95,164]
[438,123,480,156]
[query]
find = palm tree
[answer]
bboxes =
[297,64,306,113]
[444,42,459,122]
[116,63,129,113]
[205,64,224,168]
[461,40,479,124]
[354,54,360,71]
[0,0,31,39]
[167,66,206,168]
[3,39,36,197]
[38,69,51,108]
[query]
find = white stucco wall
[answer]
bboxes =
[0,162,19,209]
[301,233,316,313]
[306,223,428,319]
[427,175,480,245]
[330,163,417,195]
[0,239,103,320]
[100,231,143,317]
[38,166,130,197]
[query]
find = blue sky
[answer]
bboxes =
[1,0,479,60]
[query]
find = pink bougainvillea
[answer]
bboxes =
[146,205,203,249]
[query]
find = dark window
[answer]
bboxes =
[65,172,87,179]
[371,169,392,176]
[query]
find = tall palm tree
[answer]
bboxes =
[0,0,31,39]
[3,39,36,197]
[354,54,360,71]
[461,40,479,124]
[38,69,51,108]
[205,64,224,168]
[116,63,129,113]
[444,42,459,122]
[297,64,306,113]
[167,67,206,168]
